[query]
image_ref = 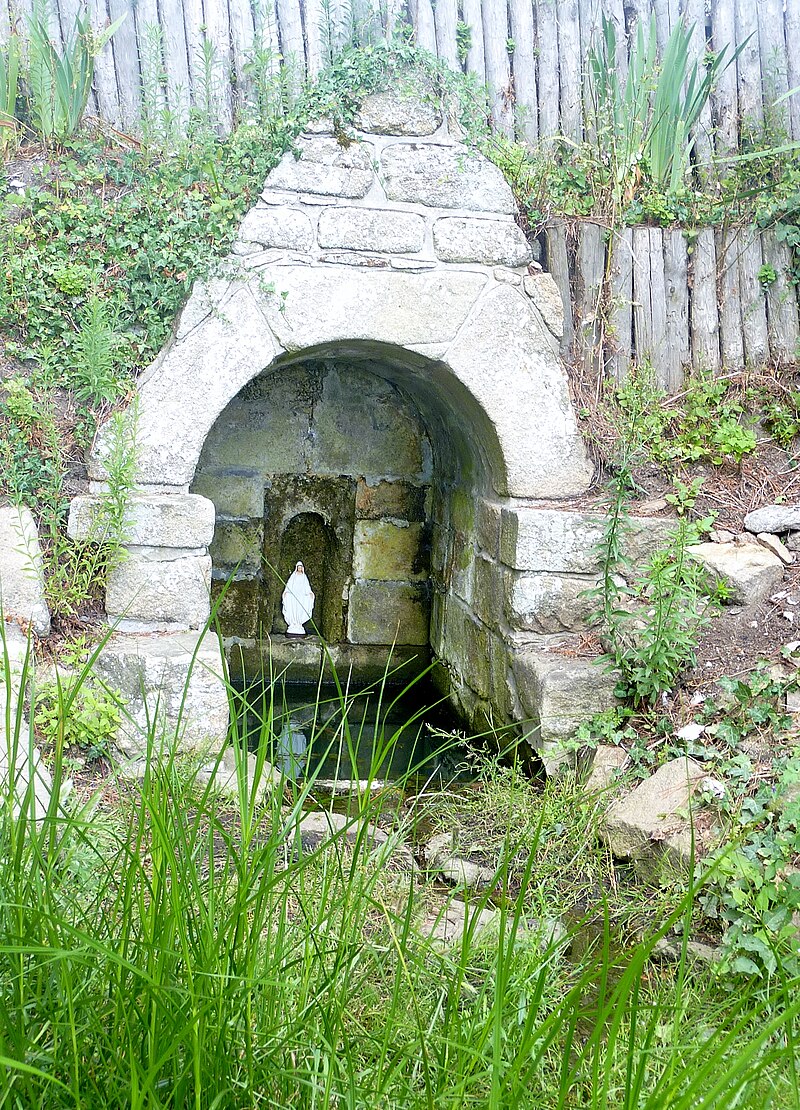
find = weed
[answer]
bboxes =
[612,368,758,468]
[587,472,716,707]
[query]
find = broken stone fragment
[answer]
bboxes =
[756,532,795,566]
[423,831,496,890]
[522,271,565,339]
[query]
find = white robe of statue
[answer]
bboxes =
[282,562,315,635]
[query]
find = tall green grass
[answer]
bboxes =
[1,625,799,1108]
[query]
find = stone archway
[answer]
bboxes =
[71,87,649,770]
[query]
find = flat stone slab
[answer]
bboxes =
[0,506,50,636]
[69,493,215,548]
[291,810,414,870]
[380,143,516,213]
[602,757,709,877]
[687,541,785,606]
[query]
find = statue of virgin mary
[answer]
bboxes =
[282,561,315,635]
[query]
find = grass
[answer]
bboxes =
[1,626,800,1107]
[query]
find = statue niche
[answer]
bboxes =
[273,512,338,640]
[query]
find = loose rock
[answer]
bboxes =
[686,541,785,606]
[743,504,800,535]
[756,532,795,566]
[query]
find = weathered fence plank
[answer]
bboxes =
[482,0,513,136]
[607,226,633,382]
[275,0,306,93]
[734,0,763,133]
[87,0,121,127]
[577,0,600,142]
[690,228,721,374]
[756,0,789,115]
[762,231,800,366]
[632,225,653,364]
[228,0,258,102]
[107,0,140,132]
[158,0,192,129]
[648,228,669,389]
[434,0,459,70]
[132,0,165,128]
[717,227,745,370]
[575,221,605,374]
[461,0,486,84]
[411,0,436,55]
[786,0,800,143]
[738,232,769,366]
[663,228,689,393]
[710,0,739,152]
[682,0,714,176]
[535,0,558,139]
[508,0,537,143]
[557,0,581,141]
[545,220,574,351]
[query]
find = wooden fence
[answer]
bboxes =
[1,0,798,148]
[2,0,799,385]
[546,219,800,387]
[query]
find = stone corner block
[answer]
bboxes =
[500,508,674,574]
[380,143,516,214]
[69,493,215,549]
[0,505,50,637]
[512,648,619,774]
[106,553,211,628]
[91,630,229,760]
[237,206,314,251]
[347,581,429,645]
[264,136,375,199]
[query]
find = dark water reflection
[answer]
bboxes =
[235,679,475,784]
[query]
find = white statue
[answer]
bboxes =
[281,561,315,635]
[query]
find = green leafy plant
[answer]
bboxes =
[34,674,120,761]
[762,389,800,447]
[587,13,743,207]
[26,2,126,144]
[0,31,20,156]
[613,368,757,467]
[70,295,130,407]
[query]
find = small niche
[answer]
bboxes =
[273,512,338,640]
